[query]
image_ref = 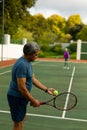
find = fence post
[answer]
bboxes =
[76,39,82,60]
[4,34,10,45]
[22,38,27,45]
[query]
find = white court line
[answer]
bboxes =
[62,66,76,118]
[0,61,41,76]
[0,64,87,123]
[0,70,11,75]
[32,61,42,65]
[0,110,87,123]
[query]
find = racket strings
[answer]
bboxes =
[55,93,77,110]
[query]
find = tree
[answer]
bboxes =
[12,25,34,43]
[67,14,83,27]
[29,14,49,42]
[76,25,87,41]
[0,0,37,36]
[66,14,83,40]
[47,14,66,31]
[68,24,83,40]
[47,14,67,42]
[37,31,58,45]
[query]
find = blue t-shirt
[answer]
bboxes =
[7,57,33,98]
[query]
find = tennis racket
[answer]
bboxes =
[40,92,77,111]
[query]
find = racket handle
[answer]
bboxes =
[39,102,46,105]
[39,102,42,105]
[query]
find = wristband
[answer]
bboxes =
[45,88,48,93]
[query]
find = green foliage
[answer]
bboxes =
[40,44,50,51]
[47,14,66,31]
[67,14,83,27]
[68,43,77,53]
[50,44,63,54]
[38,51,57,58]
[0,0,87,54]
[38,51,45,58]
[39,44,64,58]
[38,43,77,58]
[12,25,34,43]
[37,31,58,45]
[0,0,85,59]
[0,0,37,37]
[70,53,76,59]
[76,25,87,41]
[66,14,83,40]
[68,24,83,40]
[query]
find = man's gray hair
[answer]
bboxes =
[23,42,40,55]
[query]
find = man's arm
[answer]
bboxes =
[17,77,40,107]
[32,75,55,95]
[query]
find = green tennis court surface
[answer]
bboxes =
[0,60,87,130]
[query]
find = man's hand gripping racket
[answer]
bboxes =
[40,91,77,111]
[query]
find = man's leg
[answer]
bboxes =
[13,115,26,130]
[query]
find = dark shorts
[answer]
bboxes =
[7,95,28,122]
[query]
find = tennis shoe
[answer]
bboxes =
[67,67,69,70]
[64,67,66,69]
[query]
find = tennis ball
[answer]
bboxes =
[53,90,58,96]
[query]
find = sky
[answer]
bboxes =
[29,0,87,24]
